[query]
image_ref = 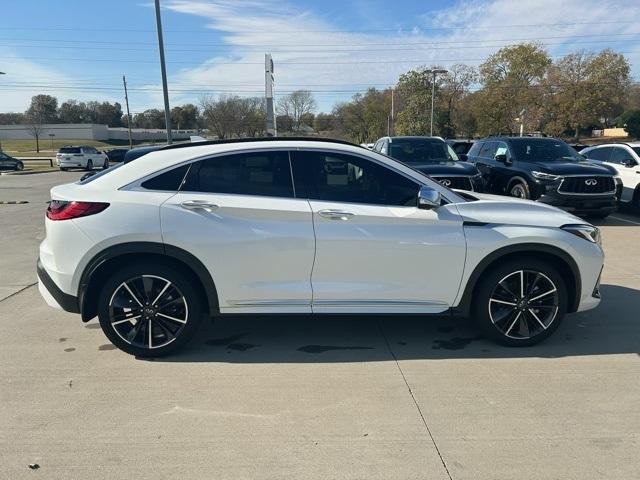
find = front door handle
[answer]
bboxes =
[181,200,219,210]
[318,209,355,220]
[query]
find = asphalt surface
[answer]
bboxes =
[1,171,639,479]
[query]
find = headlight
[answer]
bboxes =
[532,171,561,181]
[562,224,601,245]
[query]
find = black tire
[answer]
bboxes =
[85,159,93,171]
[15,161,24,171]
[102,158,109,170]
[471,258,567,346]
[60,167,68,171]
[97,263,203,357]
[508,180,530,199]
[633,187,640,209]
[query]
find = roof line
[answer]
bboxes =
[160,136,363,151]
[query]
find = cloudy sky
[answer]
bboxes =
[1,0,639,114]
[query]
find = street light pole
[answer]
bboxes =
[154,0,172,144]
[426,69,447,137]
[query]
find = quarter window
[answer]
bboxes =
[181,151,294,198]
[291,151,418,206]
[142,164,190,191]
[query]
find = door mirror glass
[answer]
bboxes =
[624,159,637,167]
[458,153,468,162]
[417,186,441,209]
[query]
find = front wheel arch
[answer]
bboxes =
[452,244,580,317]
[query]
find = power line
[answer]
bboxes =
[0,20,637,34]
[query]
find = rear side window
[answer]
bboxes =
[59,147,81,154]
[479,142,498,158]
[142,164,190,191]
[583,147,611,161]
[182,151,294,198]
[609,147,634,165]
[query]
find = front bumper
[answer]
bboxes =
[37,258,80,313]
[537,191,616,215]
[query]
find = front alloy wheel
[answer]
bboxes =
[15,161,24,171]
[488,270,559,340]
[509,182,529,199]
[472,259,567,346]
[98,263,202,356]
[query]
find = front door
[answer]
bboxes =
[160,150,315,313]
[291,149,466,313]
[608,147,639,202]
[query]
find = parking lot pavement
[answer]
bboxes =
[1,171,639,479]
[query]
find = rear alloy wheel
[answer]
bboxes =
[472,259,567,346]
[509,181,530,199]
[86,159,93,171]
[97,264,203,357]
[15,161,24,171]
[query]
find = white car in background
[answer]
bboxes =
[38,138,604,357]
[56,145,109,171]
[581,143,640,207]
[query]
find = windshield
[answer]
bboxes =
[632,147,640,157]
[388,138,451,164]
[59,147,81,154]
[510,139,582,162]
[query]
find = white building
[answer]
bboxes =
[0,123,197,141]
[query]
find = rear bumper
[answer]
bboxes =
[37,258,79,313]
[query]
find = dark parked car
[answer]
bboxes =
[124,145,163,163]
[106,148,129,162]
[0,152,24,171]
[467,136,620,218]
[373,136,482,191]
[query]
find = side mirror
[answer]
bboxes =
[418,186,441,209]
[624,159,636,168]
[495,153,508,163]
[459,153,468,161]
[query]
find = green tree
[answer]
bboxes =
[619,110,640,139]
[475,43,551,135]
[171,104,199,130]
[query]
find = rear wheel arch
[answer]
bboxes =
[454,244,581,317]
[79,242,219,321]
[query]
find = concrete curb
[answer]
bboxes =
[1,168,58,176]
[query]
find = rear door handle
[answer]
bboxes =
[181,200,219,210]
[318,209,355,220]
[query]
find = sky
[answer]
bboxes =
[0,0,639,115]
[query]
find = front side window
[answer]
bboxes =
[610,147,635,165]
[291,150,418,206]
[182,151,294,198]
[479,141,498,159]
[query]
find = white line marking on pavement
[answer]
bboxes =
[609,215,640,226]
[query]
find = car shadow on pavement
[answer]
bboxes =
[154,284,640,364]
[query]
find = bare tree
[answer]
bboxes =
[200,95,266,139]
[277,90,316,131]
[25,121,45,153]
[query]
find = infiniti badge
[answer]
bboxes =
[585,179,598,186]
[440,179,452,187]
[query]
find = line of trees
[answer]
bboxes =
[3,43,640,148]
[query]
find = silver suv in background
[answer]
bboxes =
[56,146,109,171]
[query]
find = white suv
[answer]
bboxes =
[581,143,640,206]
[56,145,109,171]
[38,138,604,357]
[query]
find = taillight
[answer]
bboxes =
[46,200,109,221]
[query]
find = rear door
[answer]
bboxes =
[291,148,466,313]
[160,150,315,313]
[475,141,498,191]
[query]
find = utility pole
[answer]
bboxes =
[426,69,447,137]
[154,0,172,144]
[390,88,394,136]
[122,75,133,149]
[0,72,4,151]
[265,53,276,136]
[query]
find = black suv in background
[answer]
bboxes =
[373,136,482,191]
[467,136,620,218]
